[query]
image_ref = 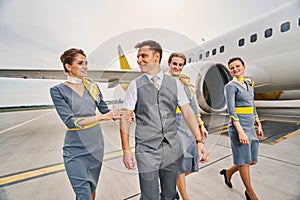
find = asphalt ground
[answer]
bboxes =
[0,108,299,200]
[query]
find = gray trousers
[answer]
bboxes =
[135,140,182,200]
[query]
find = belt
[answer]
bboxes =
[68,122,99,131]
[235,107,254,114]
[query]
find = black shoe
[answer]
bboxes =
[219,169,233,188]
[175,191,180,199]
[245,190,251,200]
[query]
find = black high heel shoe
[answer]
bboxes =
[175,191,180,199]
[219,169,233,188]
[245,190,251,200]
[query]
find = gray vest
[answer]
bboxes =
[135,74,178,149]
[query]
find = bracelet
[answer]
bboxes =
[196,138,204,144]
[198,121,204,126]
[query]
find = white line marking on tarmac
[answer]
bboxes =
[0,111,55,135]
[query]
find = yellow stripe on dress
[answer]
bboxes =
[235,107,254,114]
[68,122,99,131]
[230,115,239,121]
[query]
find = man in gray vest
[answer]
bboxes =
[120,40,205,200]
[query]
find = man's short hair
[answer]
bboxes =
[134,40,162,63]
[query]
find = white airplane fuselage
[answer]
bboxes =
[182,0,300,112]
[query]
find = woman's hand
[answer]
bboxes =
[97,108,126,121]
[238,131,249,145]
[111,108,127,120]
[200,125,208,139]
[123,150,136,170]
[256,125,264,138]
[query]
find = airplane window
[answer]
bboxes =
[188,57,192,63]
[206,51,210,57]
[264,28,273,38]
[281,21,290,32]
[238,38,245,47]
[220,45,225,53]
[298,18,300,26]
[212,48,216,56]
[199,53,203,60]
[250,34,257,43]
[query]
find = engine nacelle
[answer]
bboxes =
[182,61,232,113]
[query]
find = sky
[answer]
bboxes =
[0,0,295,106]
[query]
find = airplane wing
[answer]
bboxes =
[0,69,142,88]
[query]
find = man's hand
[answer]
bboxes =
[199,145,209,163]
[196,142,204,161]
[123,150,136,170]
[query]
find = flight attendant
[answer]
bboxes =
[220,57,263,200]
[168,52,209,200]
[50,48,125,200]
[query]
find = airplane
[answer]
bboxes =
[0,0,299,114]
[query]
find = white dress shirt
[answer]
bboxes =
[122,70,189,110]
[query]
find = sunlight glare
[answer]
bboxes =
[138,0,184,16]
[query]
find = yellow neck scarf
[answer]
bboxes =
[82,78,101,102]
[236,77,255,88]
[169,72,195,96]
[237,77,245,82]
[179,74,195,96]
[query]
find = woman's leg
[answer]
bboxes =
[238,164,258,200]
[177,173,188,200]
[225,160,256,183]
[226,165,238,182]
[177,171,192,200]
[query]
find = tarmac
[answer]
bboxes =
[0,107,299,200]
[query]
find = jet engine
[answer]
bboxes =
[182,61,232,113]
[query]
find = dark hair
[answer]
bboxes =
[228,57,245,66]
[168,53,186,65]
[60,48,86,72]
[134,40,162,63]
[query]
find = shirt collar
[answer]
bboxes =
[144,70,164,81]
[233,77,241,83]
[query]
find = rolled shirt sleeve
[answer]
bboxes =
[176,79,189,106]
[122,80,137,111]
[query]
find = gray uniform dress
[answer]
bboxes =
[50,83,109,200]
[176,83,199,174]
[225,80,259,166]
